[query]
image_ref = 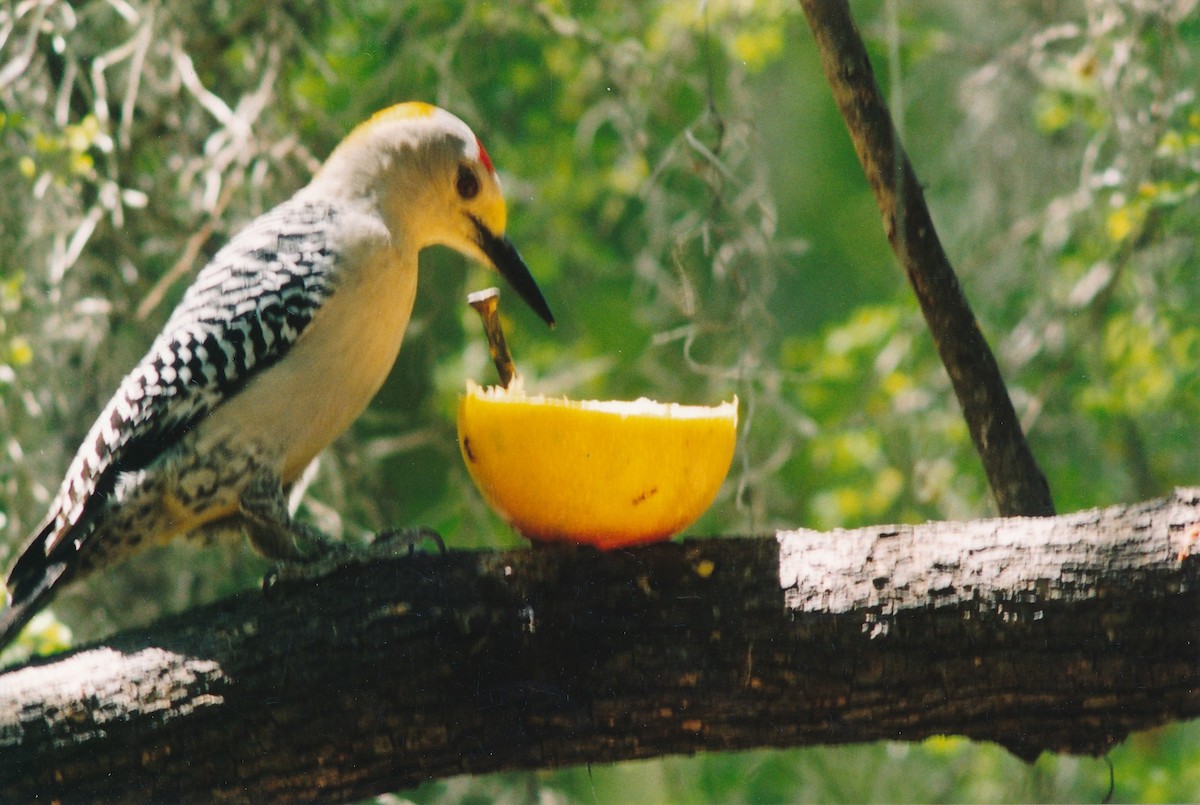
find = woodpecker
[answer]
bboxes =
[0,102,554,651]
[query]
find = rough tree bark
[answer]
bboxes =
[1,489,1197,803]
[798,0,1056,517]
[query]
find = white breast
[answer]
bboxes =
[193,231,419,486]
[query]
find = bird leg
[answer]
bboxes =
[239,470,342,562]
[243,471,446,591]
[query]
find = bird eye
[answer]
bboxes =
[456,164,480,200]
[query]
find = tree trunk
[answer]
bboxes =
[1,489,1198,803]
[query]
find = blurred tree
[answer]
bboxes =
[0,0,1197,801]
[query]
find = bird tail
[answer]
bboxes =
[0,517,75,653]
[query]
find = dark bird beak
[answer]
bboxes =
[472,217,555,327]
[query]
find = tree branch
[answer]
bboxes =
[797,0,1055,517]
[2,489,1198,803]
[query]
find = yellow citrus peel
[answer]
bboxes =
[457,379,738,548]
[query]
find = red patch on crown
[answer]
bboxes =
[476,137,495,174]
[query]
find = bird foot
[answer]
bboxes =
[261,526,445,591]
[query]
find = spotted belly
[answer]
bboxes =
[71,434,281,577]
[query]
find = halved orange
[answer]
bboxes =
[457,379,738,548]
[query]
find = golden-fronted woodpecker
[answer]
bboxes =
[0,102,554,650]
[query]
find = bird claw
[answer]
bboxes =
[371,526,446,556]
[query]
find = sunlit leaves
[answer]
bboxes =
[1077,313,1200,425]
[0,610,72,668]
[781,304,982,527]
[0,272,29,378]
[7,113,105,188]
[1031,49,1106,135]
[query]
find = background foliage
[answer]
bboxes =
[1,0,1198,801]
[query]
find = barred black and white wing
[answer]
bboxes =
[2,198,344,635]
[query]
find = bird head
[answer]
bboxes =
[313,102,554,327]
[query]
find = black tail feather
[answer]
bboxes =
[0,565,68,652]
[1,518,75,653]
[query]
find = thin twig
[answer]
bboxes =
[797,0,1054,517]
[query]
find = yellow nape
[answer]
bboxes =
[367,102,439,125]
